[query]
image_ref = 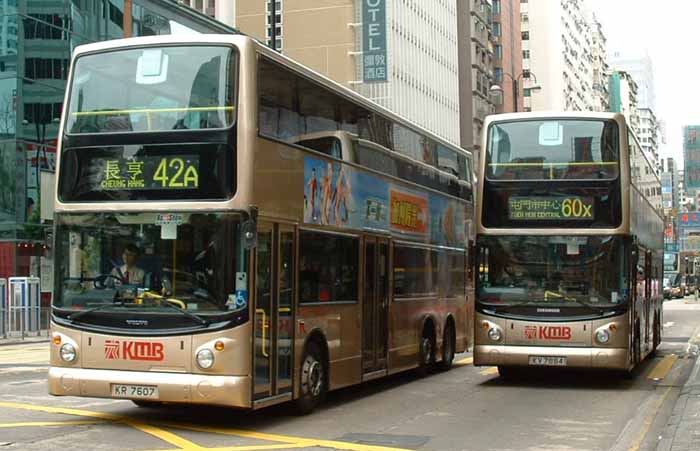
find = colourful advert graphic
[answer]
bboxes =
[303,156,467,247]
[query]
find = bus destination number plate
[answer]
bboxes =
[528,356,567,367]
[111,384,159,400]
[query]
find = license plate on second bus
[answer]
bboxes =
[111,384,159,399]
[528,356,567,367]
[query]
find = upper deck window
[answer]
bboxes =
[486,119,619,181]
[66,46,237,134]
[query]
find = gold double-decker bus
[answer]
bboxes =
[48,34,475,412]
[474,112,663,376]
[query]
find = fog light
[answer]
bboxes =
[196,349,215,369]
[60,343,77,362]
[596,329,610,344]
[488,327,502,342]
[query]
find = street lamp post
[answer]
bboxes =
[489,71,542,112]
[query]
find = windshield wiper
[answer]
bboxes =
[143,297,209,326]
[68,300,131,322]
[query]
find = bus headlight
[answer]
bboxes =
[488,327,503,342]
[595,329,610,344]
[60,343,77,362]
[196,349,215,369]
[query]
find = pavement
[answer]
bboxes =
[0,334,49,347]
[657,307,700,451]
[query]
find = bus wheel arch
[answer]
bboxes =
[296,330,329,415]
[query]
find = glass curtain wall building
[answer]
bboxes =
[0,0,234,288]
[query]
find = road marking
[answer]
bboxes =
[479,367,499,376]
[158,422,418,451]
[0,420,105,428]
[0,345,49,365]
[647,354,679,381]
[454,356,473,366]
[0,401,416,451]
[0,401,204,450]
[663,322,674,328]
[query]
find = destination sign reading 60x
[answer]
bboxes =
[99,155,200,191]
[508,196,594,221]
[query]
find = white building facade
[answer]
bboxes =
[354,0,460,144]
[609,51,655,111]
[179,0,235,27]
[521,0,607,112]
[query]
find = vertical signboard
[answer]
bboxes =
[684,126,700,193]
[362,0,388,83]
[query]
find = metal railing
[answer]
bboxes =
[1,277,50,341]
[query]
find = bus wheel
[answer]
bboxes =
[296,341,326,415]
[417,328,436,376]
[438,323,455,371]
[131,400,162,408]
[497,366,517,378]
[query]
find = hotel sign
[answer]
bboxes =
[362,0,388,82]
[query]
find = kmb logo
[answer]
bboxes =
[524,326,538,339]
[104,340,165,361]
[538,326,572,340]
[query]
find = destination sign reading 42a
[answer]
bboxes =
[508,196,594,221]
[99,155,200,191]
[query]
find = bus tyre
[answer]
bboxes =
[417,330,436,376]
[438,323,455,371]
[132,400,162,408]
[497,366,517,378]
[296,341,326,415]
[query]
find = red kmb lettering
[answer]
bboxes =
[539,326,572,340]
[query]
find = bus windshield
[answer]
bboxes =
[477,235,626,308]
[66,46,237,134]
[53,212,244,326]
[487,119,619,180]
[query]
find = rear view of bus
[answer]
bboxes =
[474,112,663,375]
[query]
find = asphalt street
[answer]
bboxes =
[1,298,699,451]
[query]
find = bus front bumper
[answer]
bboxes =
[49,366,251,408]
[474,345,629,370]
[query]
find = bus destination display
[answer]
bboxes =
[98,156,200,190]
[508,196,594,221]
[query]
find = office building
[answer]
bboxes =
[520,0,606,112]
[609,51,655,111]
[236,0,461,145]
[178,0,235,27]
[491,0,523,114]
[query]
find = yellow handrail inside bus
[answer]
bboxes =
[255,308,269,357]
[71,106,236,116]
[140,291,187,310]
[488,162,618,167]
[544,290,576,302]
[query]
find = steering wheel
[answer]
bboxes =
[93,274,123,289]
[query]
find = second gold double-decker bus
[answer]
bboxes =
[48,34,475,413]
[474,112,663,376]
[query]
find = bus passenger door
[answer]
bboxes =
[362,236,389,376]
[254,223,295,403]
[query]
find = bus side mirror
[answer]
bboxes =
[242,206,258,250]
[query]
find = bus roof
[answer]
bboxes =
[70,34,472,160]
[485,111,626,124]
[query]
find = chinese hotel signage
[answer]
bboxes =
[362,0,388,82]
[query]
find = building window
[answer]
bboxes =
[493,0,501,14]
[523,88,531,97]
[522,50,530,59]
[494,68,503,83]
[492,22,501,37]
[495,45,503,59]
[521,31,529,40]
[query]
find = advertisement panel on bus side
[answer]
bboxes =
[303,156,466,247]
